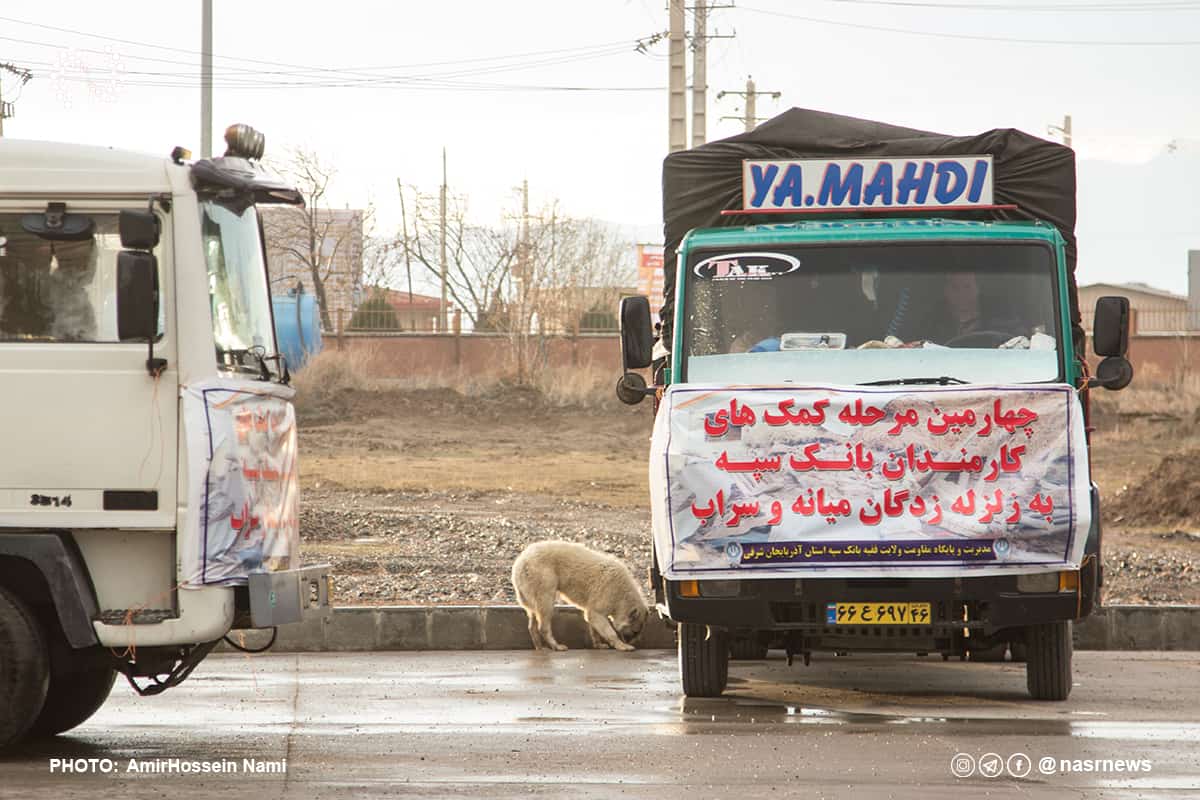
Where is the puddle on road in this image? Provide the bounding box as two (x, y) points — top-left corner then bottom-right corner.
(658, 697), (1200, 743)
(668, 698), (948, 728)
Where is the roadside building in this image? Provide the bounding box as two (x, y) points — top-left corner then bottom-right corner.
(362, 288), (451, 332)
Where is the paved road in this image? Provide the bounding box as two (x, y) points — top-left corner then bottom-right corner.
(3, 650), (1199, 798)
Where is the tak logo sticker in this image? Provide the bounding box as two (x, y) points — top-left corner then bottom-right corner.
(692, 252), (801, 281)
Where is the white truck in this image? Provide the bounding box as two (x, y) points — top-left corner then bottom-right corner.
(0, 125), (331, 747)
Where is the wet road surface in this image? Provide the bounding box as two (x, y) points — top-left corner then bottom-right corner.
(2, 650), (1198, 798)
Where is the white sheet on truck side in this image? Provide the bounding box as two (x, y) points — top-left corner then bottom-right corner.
(180, 379), (299, 586)
(650, 384), (1090, 579)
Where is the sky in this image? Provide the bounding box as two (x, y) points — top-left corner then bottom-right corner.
(2, 0), (1199, 295)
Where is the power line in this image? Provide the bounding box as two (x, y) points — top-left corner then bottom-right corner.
(0, 32), (641, 82)
(822, 0), (1200, 10)
(30, 66), (665, 93)
(0, 14), (654, 81)
(0, 36), (665, 95)
(0, 14), (678, 96)
(738, 4), (1200, 44)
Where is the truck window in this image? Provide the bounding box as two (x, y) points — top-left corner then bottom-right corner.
(0, 214), (160, 343)
(201, 199), (278, 375)
(682, 242), (1060, 385)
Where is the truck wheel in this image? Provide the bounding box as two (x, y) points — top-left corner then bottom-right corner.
(1026, 621), (1072, 701)
(0, 585), (50, 748)
(678, 622), (729, 697)
(730, 637), (769, 660)
(30, 653), (116, 738)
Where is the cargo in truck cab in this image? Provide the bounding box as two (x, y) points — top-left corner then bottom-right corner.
(615, 108), (1133, 701)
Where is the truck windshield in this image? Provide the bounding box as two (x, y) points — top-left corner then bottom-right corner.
(681, 242), (1061, 385)
(201, 199), (278, 377)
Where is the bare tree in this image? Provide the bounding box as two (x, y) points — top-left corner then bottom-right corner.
(262, 148), (372, 331)
(501, 204), (633, 379)
(535, 212), (633, 337)
(396, 184), (518, 331)
(391, 182), (633, 382)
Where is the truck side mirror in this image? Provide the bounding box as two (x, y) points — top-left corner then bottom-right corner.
(617, 295), (655, 405)
(1092, 296), (1129, 357)
(1090, 296), (1132, 391)
(117, 251), (158, 342)
(621, 295), (654, 369)
(119, 209), (161, 250)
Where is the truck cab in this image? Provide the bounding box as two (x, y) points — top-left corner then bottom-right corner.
(0, 126), (331, 748)
(619, 129), (1132, 702)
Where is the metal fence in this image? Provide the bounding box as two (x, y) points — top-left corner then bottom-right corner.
(337, 302), (1200, 337)
(329, 305), (621, 335)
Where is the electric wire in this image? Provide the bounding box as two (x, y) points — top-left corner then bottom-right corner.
(738, 3), (1200, 44)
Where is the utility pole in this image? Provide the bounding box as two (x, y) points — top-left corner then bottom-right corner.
(746, 77), (757, 134)
(396, 178), (415, 306)
(668, 0), (687, 152)
(515, 178), (531, 381)
(691, 2), (707, 148)
(439, 148), (449, 332)
(0, 62), (34, 138)
(201, 0), (213, 157)
(517, 178), (531, 295)
(688, 3), (734, 148)
(718, 76), (780, 133)
(1048, 114), (1072, 148)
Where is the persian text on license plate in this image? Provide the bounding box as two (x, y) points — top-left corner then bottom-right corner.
(825, 602), (931, 625)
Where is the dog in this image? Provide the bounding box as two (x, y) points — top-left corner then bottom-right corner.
(511, 541), (649, 652)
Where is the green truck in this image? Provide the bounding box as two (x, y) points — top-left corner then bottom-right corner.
(618, 109), (1131, 701)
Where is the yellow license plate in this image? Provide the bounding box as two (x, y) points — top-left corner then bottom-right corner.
(825, 602), (931, 625)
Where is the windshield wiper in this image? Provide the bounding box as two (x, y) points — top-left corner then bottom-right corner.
(216, 346), (276, 382)
(858, 376), (969, 386)
(261, 351), (290, 385)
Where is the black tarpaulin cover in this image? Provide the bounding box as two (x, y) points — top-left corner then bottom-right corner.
(660, 107), (1079, 349)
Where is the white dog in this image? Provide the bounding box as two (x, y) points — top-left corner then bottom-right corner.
(511, 541), (649, 652)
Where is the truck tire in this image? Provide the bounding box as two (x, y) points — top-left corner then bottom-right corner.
(0, 585), (50, 748)
(679, 622), (729, 697)
(30, 655), (116, 738)
(730, 636), (769, 660)
(1026, 621), (1072, 701)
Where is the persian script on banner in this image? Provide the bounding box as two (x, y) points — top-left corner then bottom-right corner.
(181, 380), (300, 586)
(649, 385), (1090, 579)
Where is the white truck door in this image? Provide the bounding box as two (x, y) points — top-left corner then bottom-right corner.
(0, 209), (177, 530)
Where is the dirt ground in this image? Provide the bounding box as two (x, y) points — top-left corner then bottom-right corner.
(297, 384), (1200, 606)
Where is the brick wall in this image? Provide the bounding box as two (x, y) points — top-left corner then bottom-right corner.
(335, 332), (621, 377)
(336, 331), (1200, 386)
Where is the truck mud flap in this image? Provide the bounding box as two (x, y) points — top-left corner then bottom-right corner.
(0, 532), (99, 648)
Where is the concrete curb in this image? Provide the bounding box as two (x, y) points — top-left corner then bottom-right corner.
(216, 604), (1200, 653)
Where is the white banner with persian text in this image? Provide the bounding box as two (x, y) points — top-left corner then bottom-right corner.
(650, 384), (1090, 579)
(181, 379), (300, 586)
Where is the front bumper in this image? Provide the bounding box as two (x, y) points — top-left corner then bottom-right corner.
(663, 552), (1098, 654)
(666, 570), (1092, 632)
